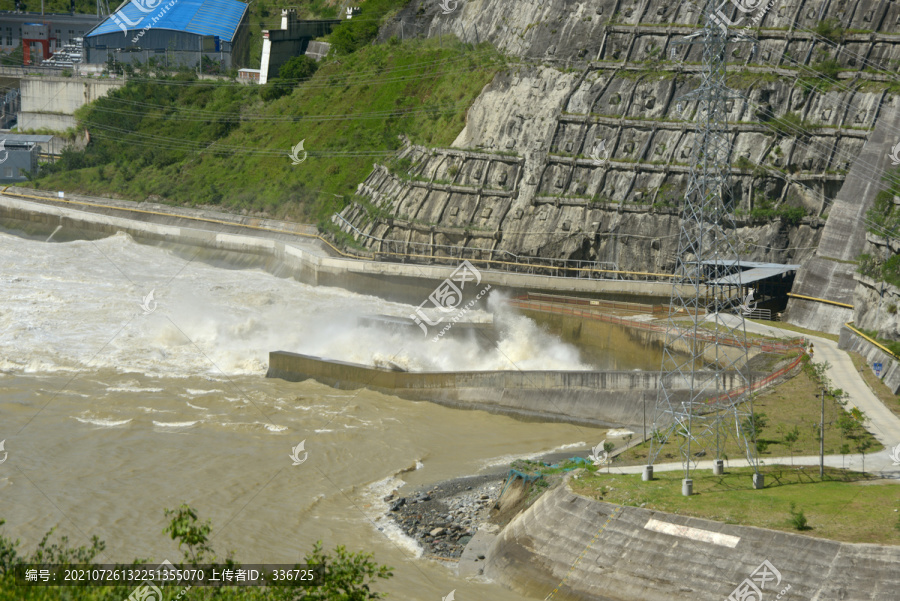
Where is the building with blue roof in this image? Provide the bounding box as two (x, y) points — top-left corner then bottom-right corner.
(82, 0), (249, 70)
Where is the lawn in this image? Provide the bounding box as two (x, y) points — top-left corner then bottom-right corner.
(613, 362), (883, 466)
(570, 465), (900, 544)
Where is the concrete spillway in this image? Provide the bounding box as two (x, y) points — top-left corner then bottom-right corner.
(786, 106), (900, 334)
(266, 351), (749, 430)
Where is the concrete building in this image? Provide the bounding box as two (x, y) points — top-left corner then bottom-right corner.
(82, 0), (250, 70)
(0, 133), (47, 182)
(259, 9), (340, 84)
(0, 12), (104, 63)
(237, 67), (260, 82)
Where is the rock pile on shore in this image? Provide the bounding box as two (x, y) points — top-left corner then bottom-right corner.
(385, 473), (504, 560)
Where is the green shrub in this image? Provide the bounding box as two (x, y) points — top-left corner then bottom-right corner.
(812, 56), (842, 81)
(278, 55), (319, 82)
(789, 502), (811, 530)
(815, 18), (844, 43)
(259, 78), (293, 101)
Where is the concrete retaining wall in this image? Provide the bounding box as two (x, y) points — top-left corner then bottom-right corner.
(484, 478), (900, 601)
(266, 351), (744, 429)
(0, 192), (676, 306)
(839, 326), (900, 394)
(19, 76), (123, 132)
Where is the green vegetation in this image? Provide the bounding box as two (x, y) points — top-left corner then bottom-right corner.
(748, 319), (839, 343)
(848, 351), (900, 418)
(857, 252), (900, 290)
(32, 37), (504, 227)
(570, 466), (900, 544)
(853, 324), (900, 357)
(746, 196), (807, 225)
(788, 502), (811, 531)
(616, 357), (882, 466)
(762, 111), (820, 139)
(814, 18), (845, 43)
(0, 504), (393, 600)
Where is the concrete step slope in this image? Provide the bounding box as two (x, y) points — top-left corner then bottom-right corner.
(786, 105), (900, 334)
(483, 479), (900, 601)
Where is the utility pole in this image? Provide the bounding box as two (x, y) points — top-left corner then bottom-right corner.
(817, 388), (832, 479)
(820, 388), (825, 478)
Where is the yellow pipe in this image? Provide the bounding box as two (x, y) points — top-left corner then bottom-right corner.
(787, 292), (854, 309)
(844, 322), (899, 361)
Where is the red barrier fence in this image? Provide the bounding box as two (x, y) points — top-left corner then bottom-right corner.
(508, 295), (804, 354)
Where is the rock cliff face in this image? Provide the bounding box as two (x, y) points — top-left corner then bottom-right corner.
(854, 234), (900, 337)
(331, 0), (900, 279)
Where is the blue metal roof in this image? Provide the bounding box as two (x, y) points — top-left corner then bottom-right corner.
(85, 0), (247, 41)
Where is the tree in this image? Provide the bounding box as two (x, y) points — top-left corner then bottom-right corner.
(163, 504), (215, 564)
(783, 425), (800, 465)
(279, 55), (319, 83)
(603, 441), (615, 473)
(742, 412), (768, 442)
(269, 541), (394, 601)
(855, 437), (874, 472)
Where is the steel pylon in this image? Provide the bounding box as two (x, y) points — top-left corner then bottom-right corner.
(646, 0), (761, 481)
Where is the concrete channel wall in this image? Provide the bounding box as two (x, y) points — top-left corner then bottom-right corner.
(839, 326), (900, 394)
(484, 478), (900, 601)
(266, 351), (743, 429)
(0, 192), (676, 307)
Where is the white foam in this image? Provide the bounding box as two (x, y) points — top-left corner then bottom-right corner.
(606, 428), (636, 437)
(138, 406), (175, 414)
(185, 388), (223, 396)
(75, 417), (132, 427)
(265, 424), (288, 433)
(186, 402), (208, 410)
(152, 420), (199, 428)
(478, 441), (587, 469)
(107, 386), (164, 393)
(359, 471), (422, 558)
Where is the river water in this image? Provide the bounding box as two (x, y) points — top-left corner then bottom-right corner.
(1, 228), (636, 600)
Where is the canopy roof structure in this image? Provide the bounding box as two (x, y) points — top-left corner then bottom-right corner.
(701, 260), (801, 286)
(85, 0), (247, 42)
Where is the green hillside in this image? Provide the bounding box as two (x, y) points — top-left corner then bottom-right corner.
(32, 36), (505, 225)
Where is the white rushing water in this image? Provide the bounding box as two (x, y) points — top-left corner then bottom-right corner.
(0, 230), (588, 376)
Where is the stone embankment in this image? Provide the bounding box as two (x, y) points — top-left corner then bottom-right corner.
(484, 475), (900, 601)
(384, 474), (502, 561)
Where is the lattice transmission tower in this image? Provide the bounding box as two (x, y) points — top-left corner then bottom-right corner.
(645, 0), (763, 494)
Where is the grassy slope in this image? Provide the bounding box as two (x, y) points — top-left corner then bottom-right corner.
(33, 36), (504, 223)
(615, 362), (882, 465)
(571, 465), (900, 544)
